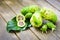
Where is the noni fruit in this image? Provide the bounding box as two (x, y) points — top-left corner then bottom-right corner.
(40, 8), (57, 23)
(46, 21), (56, 31)
(21, 5), (40, 15)
(16, 14), (25, 22)
(40, 24), (47, 33)
(30, 11), (42, 27)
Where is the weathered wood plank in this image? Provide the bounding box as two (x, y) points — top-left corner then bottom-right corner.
(4, 0), (22, 14)
(0, 2), (19, 40)
(17, 29), (39, 40)
(1, 1), (39, 40)
(46, 0), (60, 11)
(4, 0), (37, 13)
(0, 15), (19, 40)
(17, 0), (37, 6)
(0, 2), (16, 21)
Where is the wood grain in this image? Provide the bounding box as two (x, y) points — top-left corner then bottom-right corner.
(17, 29), (39, 40)
(46, 0), (60, 11)
(0, 15), (19, 40)
(4, 0), (22, 14)
(0, 2), (16, 21)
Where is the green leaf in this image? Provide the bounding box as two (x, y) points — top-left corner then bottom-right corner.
(7, 17), (31, 33)
(7, 17), (20, 32)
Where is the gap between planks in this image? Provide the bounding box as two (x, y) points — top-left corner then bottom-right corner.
(0, 2), (21, 40)
(0, 3), (21, 40)
(0, 14), (19, 40)
(46, 0), (60, 11)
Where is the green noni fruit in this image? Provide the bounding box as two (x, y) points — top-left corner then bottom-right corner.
(30, 11), (42, 27)
(40, 24), (47, 33)
(21, 5), (40, 15)
(40, 8), (57, 23)
(16, 14), (25, 22)
(46, 21), (56, 31)
(25, 12), (32, 19)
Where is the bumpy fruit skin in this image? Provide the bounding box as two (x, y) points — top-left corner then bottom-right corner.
(17, 20), (26, 27)
(40, 8), (46, 17)
(21, 7), (29, 16)
(16, 14), (25, 22)
(46, 21), (56, 31)
(21, 5), (40, 15)
(28, 5), (40, 13)
(40, 24), (47, 33)
(25, 12), (32, 19)
(40, 8), (57, 23)
(30, 11), (42, 27)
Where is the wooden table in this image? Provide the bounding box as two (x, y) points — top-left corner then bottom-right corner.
(0, 0), (60, 40)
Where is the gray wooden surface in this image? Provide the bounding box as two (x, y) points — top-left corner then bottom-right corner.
(0, 0), (60, 40)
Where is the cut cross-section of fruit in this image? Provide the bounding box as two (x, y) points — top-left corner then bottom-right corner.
(16, 14), (25, 22)
(17, 20), (26, 27)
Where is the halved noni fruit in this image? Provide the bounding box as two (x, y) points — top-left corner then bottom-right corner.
(17, 20), (26, 27)
(16, 14), (25, 22)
